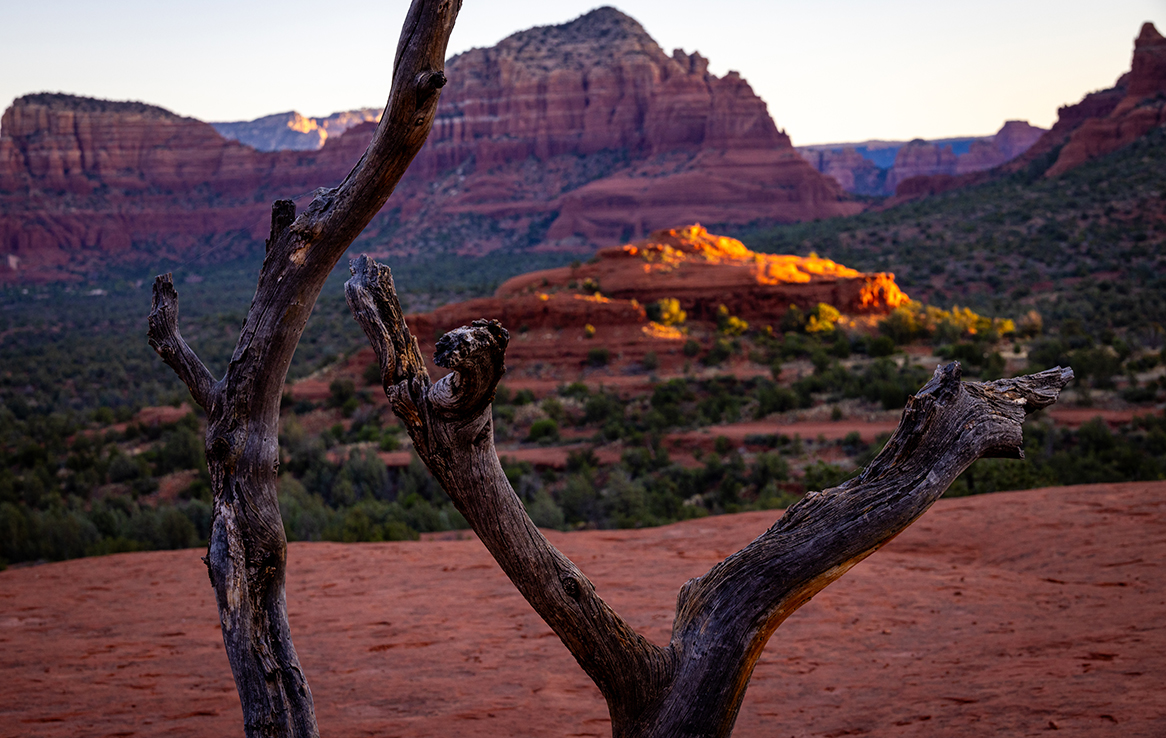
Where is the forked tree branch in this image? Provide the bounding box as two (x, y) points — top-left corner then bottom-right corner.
(146, 2), (461, 736)
(346, 256), (676, 728)
(346, 254), (1072, 738)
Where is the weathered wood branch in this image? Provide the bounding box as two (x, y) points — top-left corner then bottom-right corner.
(652, 363), (1073, 735)
(346, 256), (677, 730)
(147, 273), (218, 410)
(346, 255), (1072, 738)
(146, 2), (461, 736)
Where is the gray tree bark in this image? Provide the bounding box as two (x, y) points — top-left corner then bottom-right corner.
(345, 255), (1072, 738)
(146, 2), (461, 735)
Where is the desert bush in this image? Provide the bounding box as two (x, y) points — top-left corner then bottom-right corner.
(587, 347), (610, 367)
(527, 418), (560, 444)
(646, 298), (686, 326)
(716, 305), (749, 336)
(806, 303), (842, 333)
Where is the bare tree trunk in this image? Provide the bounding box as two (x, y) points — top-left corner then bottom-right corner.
(147, 2), (461, 735)
(345, 256), (1072, 738)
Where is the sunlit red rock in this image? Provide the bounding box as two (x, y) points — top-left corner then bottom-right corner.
(410, 224), (907, 347)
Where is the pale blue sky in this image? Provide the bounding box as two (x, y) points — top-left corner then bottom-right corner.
(2, 0), (1162, 144)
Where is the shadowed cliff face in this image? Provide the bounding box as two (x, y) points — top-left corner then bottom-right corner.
(0, 7), (857, 283)
(800, 120), (1048, 197)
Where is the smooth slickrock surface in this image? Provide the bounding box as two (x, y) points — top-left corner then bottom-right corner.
(2, 481), (1164, 738)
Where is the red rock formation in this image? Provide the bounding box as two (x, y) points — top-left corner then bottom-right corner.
(802, 121), (1045, 196)
(210, 108), (381, 152)
(405, 8), (860, 246)
(892, 22), (1166, 202)
(412, 225), (908, 346)
(1045, 22), (1166, 176)
(799, 147), (886, 195)
(954, 120), (1046, 174)
(0, 94), (373, 281)
(0, 9), (858, 282)
(886, 139), (959, 191)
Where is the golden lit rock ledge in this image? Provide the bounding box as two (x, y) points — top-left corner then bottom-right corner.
(493, 224), (908, 324)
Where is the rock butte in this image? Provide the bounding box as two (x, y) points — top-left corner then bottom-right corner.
(2, 482), (1163, 736)
(0, 7), (858, 283)
(407, 224), (908, 342)
(892, 21), (1166, 202)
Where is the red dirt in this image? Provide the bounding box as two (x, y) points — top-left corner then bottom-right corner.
(2, 481), (1164, 737)
(668, 418), (900, 449)
(1046, 407), (1162, 428)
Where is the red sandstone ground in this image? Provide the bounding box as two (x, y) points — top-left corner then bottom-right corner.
(2, 481), (1164, 737)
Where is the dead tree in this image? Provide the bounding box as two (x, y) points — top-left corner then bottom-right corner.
(345, 260), (1072, 738)
(146, 1), (461, 735)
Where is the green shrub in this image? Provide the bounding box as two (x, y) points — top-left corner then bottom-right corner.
(527, 418), (560, 444)
(702, 339), (733, 366)
(587, 348), (610, 367)
(867, 335), (896, 357)
(328, 378), (356, 408)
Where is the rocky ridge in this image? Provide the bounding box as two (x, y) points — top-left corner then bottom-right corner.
(892, 22), (1166, 202)
(0, 7), (857, 283)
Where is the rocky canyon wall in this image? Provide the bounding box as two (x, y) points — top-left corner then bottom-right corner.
(0, 7), (858, 283)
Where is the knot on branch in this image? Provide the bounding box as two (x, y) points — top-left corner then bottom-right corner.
(416, 70), (447, 106)
(430, 320), (509, 417)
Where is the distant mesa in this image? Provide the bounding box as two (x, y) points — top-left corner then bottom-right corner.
(408, 224), (908, 344)
(211, 109), (382, 152)
(0, 7), (855, 283)
(798, 120), (1047, 197)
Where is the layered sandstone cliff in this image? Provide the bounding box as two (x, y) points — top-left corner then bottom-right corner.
(0, 94), (363, 279)
(0, 8), (857, 282)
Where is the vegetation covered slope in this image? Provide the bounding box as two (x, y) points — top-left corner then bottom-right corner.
(741, 127), (1166, 340)
(2, 127), (1164, 568)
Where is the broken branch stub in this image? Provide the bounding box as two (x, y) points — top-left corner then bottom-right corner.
(346, 253), (1071, 738)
